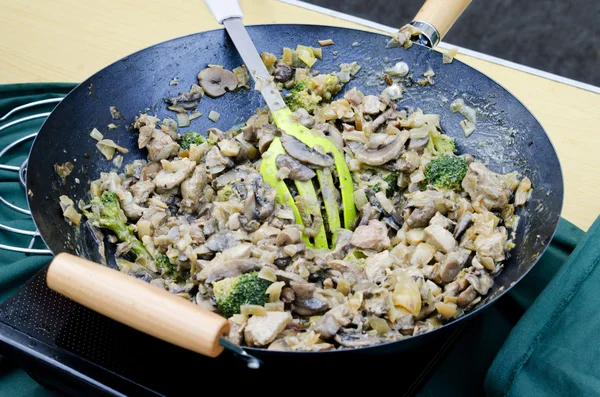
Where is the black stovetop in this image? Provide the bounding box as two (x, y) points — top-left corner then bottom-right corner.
(0, 266), (465, 396)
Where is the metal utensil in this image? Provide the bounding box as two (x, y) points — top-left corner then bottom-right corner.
(205, 0), (357, 250)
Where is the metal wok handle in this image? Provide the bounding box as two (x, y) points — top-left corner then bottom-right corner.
(412, 0), (472, 47)
(46, 253), (230, 358)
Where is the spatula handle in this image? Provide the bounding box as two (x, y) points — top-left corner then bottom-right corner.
(412, 0), (472, 45)
(205, 0), (243, 24)
(46, 253), (229, 358)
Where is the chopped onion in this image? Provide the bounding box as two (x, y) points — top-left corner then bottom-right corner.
(90, 128), (103, 141)
(368, 317), (392, 335)
(442, 47), (458, 64)
(168, 105), (187, 113)
(208, 110), (220, 122)
(176, 112), (190, 127)
(266, 281), (285, 302)
(107, 123), (118, 130)
(98, 139), (129, 153)
(312, 47), (323, 59)
(189, 110), (202, 120)
(295, 45), (316, 67)
(112, 155), (123, 168)
(258, 267), (277, 282)
(240, 304), (267, 316)
(96, 142), (115, 160)
(317, 39), (334, 46)
(230, 313), (248, 324)
(265, 302), (285, 312)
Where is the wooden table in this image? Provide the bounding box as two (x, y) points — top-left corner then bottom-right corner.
(1, 0), (598, 230)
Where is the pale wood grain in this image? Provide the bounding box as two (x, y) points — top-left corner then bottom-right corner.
(1, 0), (598, 230)
(47, 253), (229, 358)
(414, 0), (472, 40)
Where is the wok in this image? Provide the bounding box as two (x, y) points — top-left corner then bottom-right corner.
(26, 0), (562, 369)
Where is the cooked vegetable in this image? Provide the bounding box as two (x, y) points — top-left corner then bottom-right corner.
(83, 191), (155, 271)
(425, 129), (456, 156)
(78, 44), (530, 351)
(424, 155), (468, 192)
(284, 81), (322, 113)
(212, 271), (272, 318)
(317, 39), (334, 46)
(179, 131), (205, 150)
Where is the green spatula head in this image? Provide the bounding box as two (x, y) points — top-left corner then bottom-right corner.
(260, 108), (357, 250)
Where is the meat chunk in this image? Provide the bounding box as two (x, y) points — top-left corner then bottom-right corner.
(244, 312), (293, 347)
(205, 146), (234, 174)
(406, 203), (437, 228)
(227, 319), (245, 346)
(474, 229), (507, 262)
(103, 172), (144, 220)
(466, 272), (494, 295)
(154, 158), (196, 191)
(180, 165), (207, 213)
(439, 248), (471, 283)
(130, 180), (155, 204)
(364, 250), (392, 284)
(362, 95), (383, 114)
(134, 114), (159, 149)
(462, 162), (512, 210)
(313, 312), (341, 339)
(146, 129), (180, 162)
(350, 220), (390, 250)
(514, 177), (532, 206)
(424, 225), (457, 254)
(429, 212), (454, 230)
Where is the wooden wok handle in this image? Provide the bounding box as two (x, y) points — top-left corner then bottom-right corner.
(46, 253), (229, 358)
(413, 0), (472, 45)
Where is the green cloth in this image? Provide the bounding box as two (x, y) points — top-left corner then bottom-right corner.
(0, 83), (75, 397)
(0, 83), (597, 396)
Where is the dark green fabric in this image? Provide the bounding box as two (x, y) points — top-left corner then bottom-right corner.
(0, 83), (75, 397)
(484, 216), (600, 396)
(0, 83), (596, 397)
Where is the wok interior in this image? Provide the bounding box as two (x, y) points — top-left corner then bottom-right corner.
(27, 25), (563, 353)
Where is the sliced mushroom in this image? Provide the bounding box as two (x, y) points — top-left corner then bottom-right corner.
(275, 270), (307, 284)
(293, 297), (328, 316)
(198, 67), (238, 98)
(273, 63), (293, 82)
(280, 133), (334, 167)
(439, 248), (471, 283)
(350, 129), (409, 166)
(275, 227), (303, 246)
(205, 231), (239, 252)
(258, 132), (275, 154)
(406, 202), (437, 228)
(408, 136), (429, 151)
(457, 285), (477, 308)
(166, 89), (203, 110)
(334, 332), (382, 347)
(276, 155), (316, 181)
(454, 212), (473, 238)
(205, 259), (261, 283)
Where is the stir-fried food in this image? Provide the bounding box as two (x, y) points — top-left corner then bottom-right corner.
(73, 46), (531, 351)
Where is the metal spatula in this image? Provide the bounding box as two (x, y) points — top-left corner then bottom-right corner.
(205, 0), (357, 250)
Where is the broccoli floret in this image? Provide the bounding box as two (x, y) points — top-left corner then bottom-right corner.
(84, 191), (152, 263)
(284, 81), (322, 113)
(179, 131), (205, 150)
(371, 173), (398, 197)
(425, 129), (456, 156)
(424, 155), (468, 192)
(155, 254), (177, 276)
(212, 271), (272, 318)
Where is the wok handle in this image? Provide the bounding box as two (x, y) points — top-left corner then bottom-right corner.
(46, 253), (229, 358)
(205, 0), (243, 24)
(412, 0), (472, 46)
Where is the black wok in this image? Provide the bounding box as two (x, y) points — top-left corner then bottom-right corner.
(26, 21), (562, 371)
